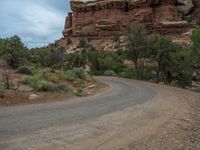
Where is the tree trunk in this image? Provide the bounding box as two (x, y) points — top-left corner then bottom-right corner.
(134, 60), (139, 79)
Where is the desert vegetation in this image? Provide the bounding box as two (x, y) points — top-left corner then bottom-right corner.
(0, 37), (101, 105)
(0, 24), (199, 105)
(61, 25), (200, 90)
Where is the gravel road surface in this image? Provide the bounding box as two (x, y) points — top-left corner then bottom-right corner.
(0, 77), (199, 150)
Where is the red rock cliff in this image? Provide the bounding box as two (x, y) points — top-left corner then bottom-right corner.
(63, 0), (198, 38)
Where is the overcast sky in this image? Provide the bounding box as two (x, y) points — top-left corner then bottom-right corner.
(0, 0), (72, 48)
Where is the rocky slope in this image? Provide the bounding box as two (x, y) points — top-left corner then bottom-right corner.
(57, 0), (199, 51)
(63, 0), (199, 38)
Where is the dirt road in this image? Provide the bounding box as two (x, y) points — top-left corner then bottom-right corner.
(0, 77), (199, 150)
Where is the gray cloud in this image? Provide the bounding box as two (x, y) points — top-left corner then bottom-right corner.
(0, 0), (70, 48)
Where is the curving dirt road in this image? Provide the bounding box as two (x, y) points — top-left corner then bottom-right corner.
(0, 77), (200, 150)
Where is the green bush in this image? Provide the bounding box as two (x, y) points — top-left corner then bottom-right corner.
(119, 68), (136, 78)
(73, 87), (83, 96)
(176, 73), (192, 88)
(92, 70), (104, 76)
(17, 66), (33, 75)
(141, 67), (156, 81)
(64, 68), (86, 81)
(72, 68), (86, 79)
(99, 54), (124, 74)
(78, 38), (88, 48)
(0, 84), (5, 98)
(38, 80), (56, 92)
(22, 76), (57, 92)
(56, 83), (69, 92)
(104, 70), (117, 76)
(22, 76), (42, 90)
(64, 70), (77, 81)
(43, 73), (60, 83)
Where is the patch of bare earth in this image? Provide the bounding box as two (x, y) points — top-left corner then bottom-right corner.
(1, 81), (199, 150)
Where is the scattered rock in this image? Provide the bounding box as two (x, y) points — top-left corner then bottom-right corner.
(88, 85), (96, 89)
(18, 85), (34, 92)
(29, 94), (39, 100)
(86, 92), (91, 95)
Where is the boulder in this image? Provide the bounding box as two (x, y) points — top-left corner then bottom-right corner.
(176, 0), (194, 15)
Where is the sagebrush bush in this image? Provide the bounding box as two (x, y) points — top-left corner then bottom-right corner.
(64, 70), (77, 81)
(72, 68), (86, 79)
(56, 83), (68, 92)
(43, 72), (60, 83)
(22, 76), (42, 90)
(104, 70), (117, 76)
(17, 66), (33, 75)
(22, 76), (57, 92)
(64, 68), (86, 81)
(38, 81), (56, 92)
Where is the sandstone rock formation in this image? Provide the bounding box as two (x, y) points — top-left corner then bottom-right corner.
(63, 0), (198, 39)
(176, 0), (194, 15)
(192, 0), (200, 24)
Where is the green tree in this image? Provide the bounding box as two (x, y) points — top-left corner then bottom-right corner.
(0, 36), (28, 68)
(191, 27), (200, 82)
(30, 47), (52, 67)
(50, 46), (65, 68)
(78, 38), (88, 49)
(192, 27), (200, 54)
(125, 24), (150, 79)
(149, 37), (193, 87)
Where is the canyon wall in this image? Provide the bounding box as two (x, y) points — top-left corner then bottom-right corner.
(63, 0), (199, 39)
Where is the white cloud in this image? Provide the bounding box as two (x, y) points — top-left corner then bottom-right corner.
(0, 0), (67, 48)
(22, 4), (65, 38)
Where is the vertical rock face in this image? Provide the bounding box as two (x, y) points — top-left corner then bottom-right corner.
(63, 0), (196, 38)
(192, 0), (200, 24)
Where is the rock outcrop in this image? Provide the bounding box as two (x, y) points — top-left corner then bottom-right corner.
(63, 0), (198, 38)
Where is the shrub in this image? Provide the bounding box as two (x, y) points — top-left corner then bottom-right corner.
(22, 76), (42, 90)
(64, 70), (77, 81)
(0, 84), (5, 98)
(104, 70), (117, 76)
(119, 68), (136, 78)
(43, 72), (60, 83)
(141, 67), (156, 81)
(176, 73), (192, 88)
(92, 70), (104, 76)
(38, 81), (56, 92)
(73, 87), (83, 96)
(22, 76), (57, 92)
(99, 54), (124, 73)
(72, 68), (86, 79)
(64, 68), (86, 81)
(78, 38), (87, 48)
(17, 66), (33, 75)
(56, 83), (69, 92)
